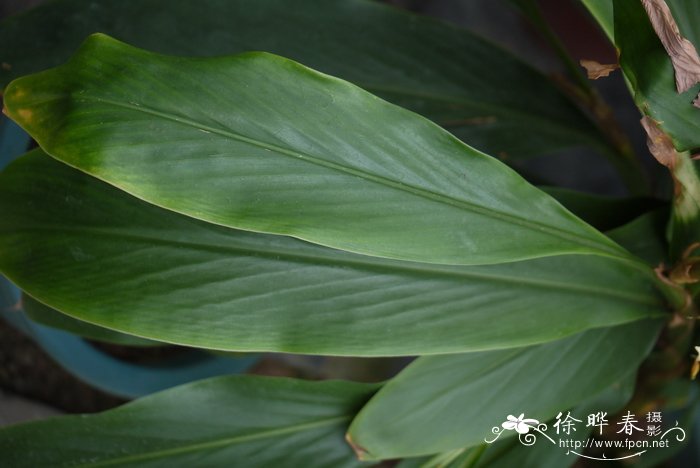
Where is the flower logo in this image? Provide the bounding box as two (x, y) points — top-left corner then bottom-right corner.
(502, 413), (540, 434)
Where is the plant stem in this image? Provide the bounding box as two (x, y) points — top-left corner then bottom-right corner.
(668, 152), (700, 261)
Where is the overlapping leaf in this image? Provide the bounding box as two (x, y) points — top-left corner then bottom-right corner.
(4, 34), (634, 266)
(346, 320), (663, 459)
(0, 151), (666, 356)
(0, 375), (376, 467)
(0, 0), (610, 159)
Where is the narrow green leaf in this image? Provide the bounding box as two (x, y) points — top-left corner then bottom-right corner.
(346, 320), (663, 459)
(0, 0), (611, 160)
(4, 34), (633, 266)
(0, 151), (667, 356)
(0, 375), (376, 467)
(23, 294), (158, 347)
(613, 0), (700, 152)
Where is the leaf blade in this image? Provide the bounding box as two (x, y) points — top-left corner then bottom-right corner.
(4, 34), (631, 266)
(0, 151), (667, 356)
(0, 375), (376, 467)
(347, 320), (663, 459)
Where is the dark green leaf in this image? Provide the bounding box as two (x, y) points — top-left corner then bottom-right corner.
(0, 151), (667, 356)
(0, 375), (376, 467)
(347, 320), (663, 459)
(4, 34), (634, 266)
(0, 0), (610, 160)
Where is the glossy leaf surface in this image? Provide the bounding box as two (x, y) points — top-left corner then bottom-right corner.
(0, 151), (666, 356)
(0, 375), (376, 467)
(0, 0), (609, 159)
(347, 320), (663, 459)
(4, 34), (631, 266)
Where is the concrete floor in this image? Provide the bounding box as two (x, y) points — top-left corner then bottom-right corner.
(0, 389), (61, 427)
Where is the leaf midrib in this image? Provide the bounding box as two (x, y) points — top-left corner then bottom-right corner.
(79, 415), (349, 467)
(6, 224), (660, 306)
(72, 95), (623, 260)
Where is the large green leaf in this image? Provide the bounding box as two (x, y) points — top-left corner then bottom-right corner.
(613, 0), (700, 152)
(4, 34), (635, 266)
(346, 320), (663, 460)
(0, 0), (611, 160)
(0, 375), (376, 467)
(0, 151), (667, 356)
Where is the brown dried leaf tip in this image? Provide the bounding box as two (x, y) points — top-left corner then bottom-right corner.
(580, 59), (619, 79)
(640, 115), (677, 168)
(641, 0), (700, 94)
